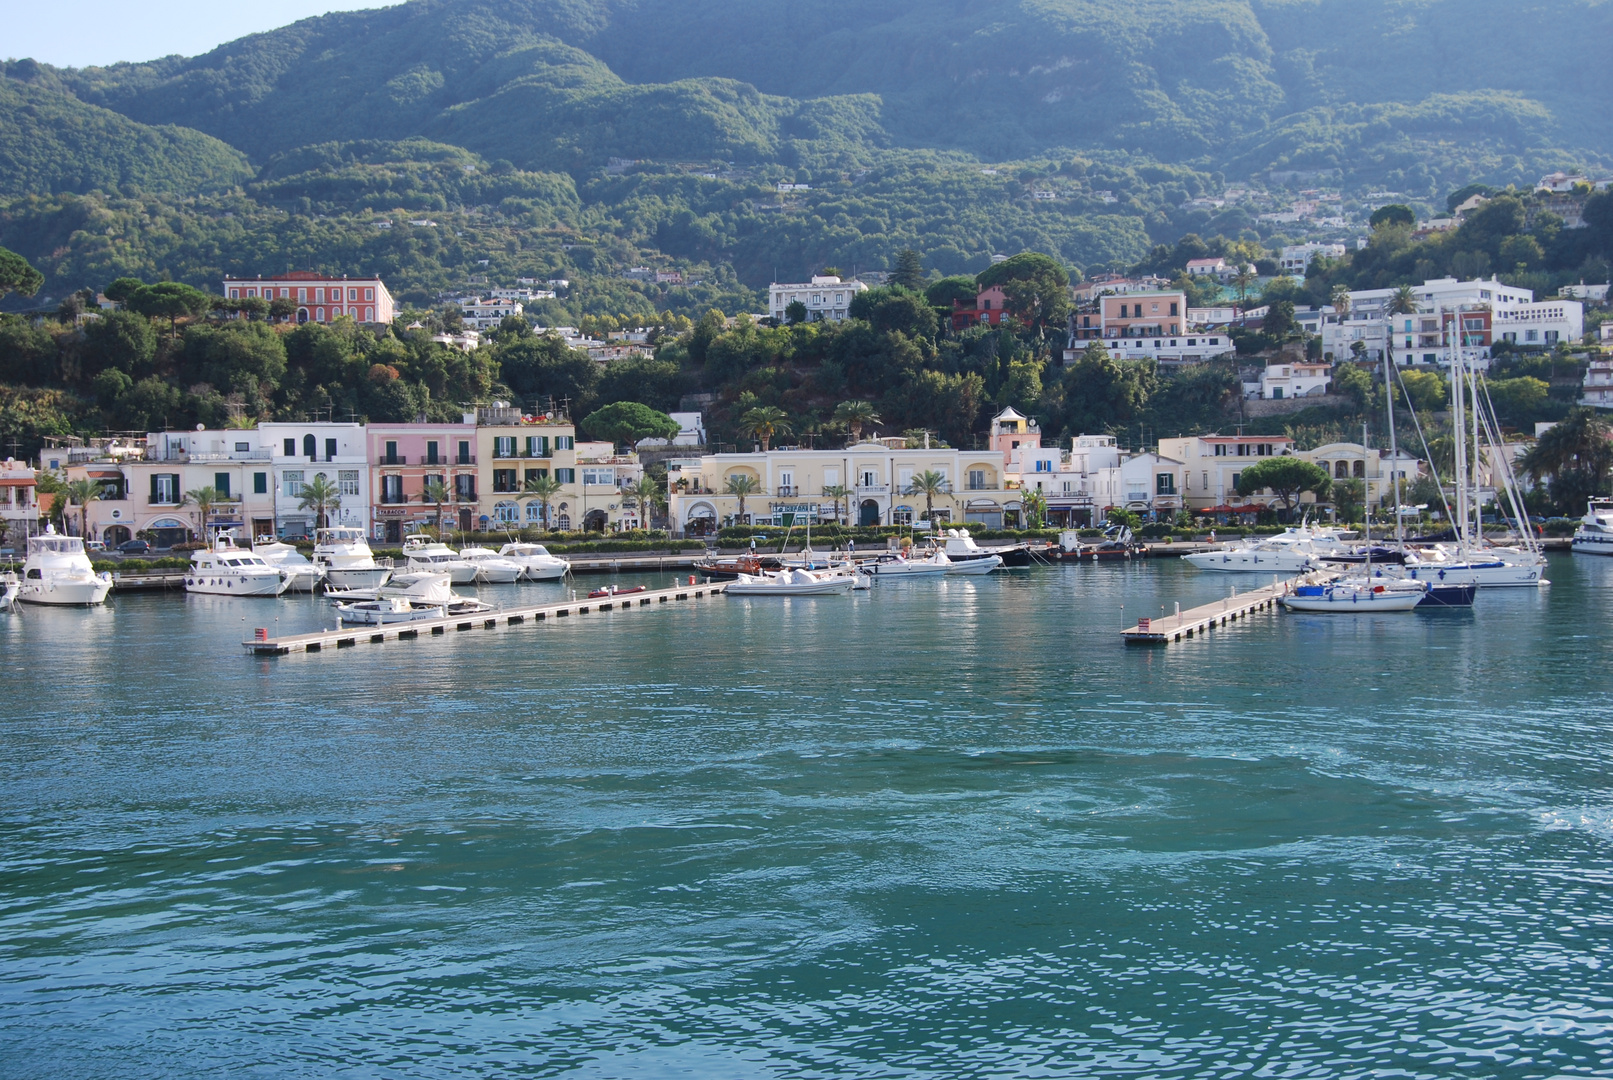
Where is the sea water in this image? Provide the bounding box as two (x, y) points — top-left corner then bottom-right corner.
(1, 555), (1611, 1078)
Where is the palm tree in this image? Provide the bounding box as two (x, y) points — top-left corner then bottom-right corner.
(740, 406), (791, 451)
(1388, 284), (1420, 316)
(831, 400), (881, 444)
(1231, 266), (1256, 309)
(63, 478), (103, 538)
(296, 474), (342, 531)
(516, 473), (563, 530)
(184, 485), (223, 540)
(723, 472), (759, 524)
(422, 478), (450, 538)
(906, 469), (951, 526)
(1329, 283), (1352, 321)
(624, 475), (664, 528)
(1520, 408), (1613, 506)
(822, 483), (850, 524)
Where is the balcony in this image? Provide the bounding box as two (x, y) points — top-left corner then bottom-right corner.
(855, 484), (889, 495)
(379, 493), (409, 505)
(775, 486), (798, 497)
(379, 454), (408, 466)
(182, 450), (273, 463)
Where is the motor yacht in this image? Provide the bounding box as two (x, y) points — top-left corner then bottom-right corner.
(1, 570), (21, 609)
(1572, 499), (1613, 556)
(187, 535), (289, 596)
(325, 570), (453, 604)
(863, 551), (950, 577)
(252, 536), (324, 592)
(334, 596), (447, 625)
(402, 534), (478, 584)
(456, 545), (524, 583)
(1183, 528), (1330, 573)
(313, 527), (392, 589)
(1280, 577), (1428, 613)
(926, 529), (1012, 571)
(17, 530), (113, 606)
(497, 542), (570, 580)
(726, 567), (857, 595)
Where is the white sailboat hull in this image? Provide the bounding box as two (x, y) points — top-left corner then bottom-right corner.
(1402, 559), (1547, 588)
(1280, 584), (1426, 612)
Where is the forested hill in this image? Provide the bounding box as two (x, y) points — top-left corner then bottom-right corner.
(44, 0), (1613, 189)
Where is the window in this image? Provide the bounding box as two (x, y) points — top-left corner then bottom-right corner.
(524, 468), (548, 485)
(582, 468), (614, 486)
(1214, 444), (1227, 457)
(214, 472), (231, 497)
(1202, 471), (1208, 490)
(493, 501), (519, 524)
(297, 288), (307, 302)
(526, 435), (548, 457)
(1156, 473), (1176, 495)
(151, 474), (180, 504)
(892, 506), (913, 525)
(349, 288), (358, 302)
(384, 440), (399, 464)
(968, 469), (986, 490)
(526, 501), (545, 523)
(322, 438), (335, 461)
(860, 469), (878, 487)
(555, 435), (574, 451)
(284, 437), (296, 457)
(457, 441), (472, 464)
(303, 434), (316, 459)
(253, 472), (268, 495)
(823, 467), (839, 486)
(1231, 472), (1241, 490)
(554, 468), (576, 484)
(495, 436), (515, 458)
(234, 442), (250, 453)
(1353, 460), (1365, 478)
(493, 469), (518, 493)
(339, 470), (359, 496)
(381, 475), (404, 503)
(454, 474), (476, 500)
(283, 471), (305, 497)
(365, 288), (374, 301)
(426, 441), (440, 465)
(1169, 303), (1179, 316)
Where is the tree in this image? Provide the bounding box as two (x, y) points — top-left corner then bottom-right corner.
(906, 469), (951, 524)
(1264, 299), (1297, 340)
(822, 483), (850, 523)
(1329, 283), (1353, 321)
(1330, 478), (1365, 523)
(517, 472), (563, 530)
(831, 400), (881, 443)
(102, 277), (145, 305)
(0, 246), (43, 301)
(127, 282), (212, 335)
(1388, 285), (1419, 316)
(624, 475), (664, 526)
(1021, 487), (1047, 529)
(1231, 265), (1256, 307)
(783, 299), (807, 325)
(62, 478), (102, 538)
(740, 405), (791, 451)
(723, 471), (759, 523)
(975, 252), (1070, 332)
(1371, 204), (1416, 229)
(83, 309), (158, 377)
(422, 478), (451, 537)
(1235, 457), (1332, 516)
(925, 276), (979, 309)
(581, 400), (680, 448)
(1520, 408), (1613, 511)
(296, 474), (342, 530)
(184, 485), (224, 538)
(892, 248), (925, 291)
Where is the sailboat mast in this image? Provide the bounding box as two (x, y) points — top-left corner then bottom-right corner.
(1383, 350), (1403, 546)
(1448, 303), (1470, 552)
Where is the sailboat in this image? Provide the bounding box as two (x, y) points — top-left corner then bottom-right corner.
(1400, 302), (1547, 589)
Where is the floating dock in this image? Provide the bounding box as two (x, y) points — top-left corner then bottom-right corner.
(1121, 577), (1298, 644)
(243, 582), (727, 655)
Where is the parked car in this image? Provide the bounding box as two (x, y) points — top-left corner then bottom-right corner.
(85, 539), (107, 552)
(117, 539), (150, 555)
(280, 533), (312, 543)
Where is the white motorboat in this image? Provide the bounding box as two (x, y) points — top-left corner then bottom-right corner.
(402, 534), (478, 584)
(1280, 577), (1428, 613)
(497, 542), (570, 580)
(313, 527), (392, 589)
(863, 551), (950, 577)
(726, 567), (857, 595)
(1572, 499), (1613, 556)
(326, 570), (454, 604)
(927, 528), (1009, 571)
(187, 535), (289, 596)
(17, 530), (113, 606)
(252, 537), (324, 592)
(1, 571), (20, 609)
(457, 545), (524, 583)
(334, 596), (447, 625)
(1183, 529), (1327, 574)
(1401, 545), (1548, 588)
(942, 549), (1002, 574)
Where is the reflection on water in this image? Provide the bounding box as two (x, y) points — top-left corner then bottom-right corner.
(1, 555), (1611, 1078)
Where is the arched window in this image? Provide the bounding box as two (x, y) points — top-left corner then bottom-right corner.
(555, 514), (571, 530)
(525, 501), (545, 523)
(1335, 461), (1348, 479)
(1353, 460), (1365, 478)
(493, 501), (519, 524)
(303, 434), (316, 459)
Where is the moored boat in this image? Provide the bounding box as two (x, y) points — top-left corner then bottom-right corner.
(313, 527), (392, 589)
(497, 542), (570, 580)
(457, 545), (524, 583)
(1280, 578), (1428, 613)
(334, 596), (447, 625)
(1572, 499), (1613, 556)
(1, 570), (20, 609)
(402, 534), (478, 583)
(253, 537), (324, 592)
(17, 530), (113, 606)
(726, 567), (856, 595)
(187, 535), (289, 596)
(694, 553), (786, 580)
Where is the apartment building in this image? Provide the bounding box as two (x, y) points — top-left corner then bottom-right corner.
(0, 458), (38, 541)
(1280, 243), (1345, 275)
(258, 423), (369, 537)
(366, 421), (477, 541)
(222, 270), (394, 325)
(76, 429), (279, 547)
(1322, 277), (1573, 364)
(1157, 434), (1297, 512)
(768, 275), (868, 323)
(1581, 356), (1613, 409)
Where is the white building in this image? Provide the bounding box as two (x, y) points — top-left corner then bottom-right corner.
(635, 412), (707, 449)
(0, 458), (38, 540)
(1560, 283), (1609, 302)
(1251, 360), (1331, 400)
(1493, 300), (1584, 348)
(1187, 306), (1237, 327)
(1157, 434), (1297, 512)
(1280, 243), (1346, 275)
(768, 276), (869, 323)
(257, 422), (370, 537)
(1296, 443), (1423, 508)
(1581, 356), (1613, 408)
(1185, 257), (1229, 278)
(458, 298), (525, 330)
(223, 271), (395, 325)
(1324, 277), (1541, 364)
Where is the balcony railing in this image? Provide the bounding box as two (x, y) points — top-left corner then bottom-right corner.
(182, 450), (273, 462)
(455, 456), (476, 466)
(775, 486), (798, 496)
(380, 455), (408, 465)
(855, 484), (889, 495)
(379, 493), (409, 505)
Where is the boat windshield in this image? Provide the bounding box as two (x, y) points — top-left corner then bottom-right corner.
(28, 537), (85, 555)
(318, 529), (363, 544)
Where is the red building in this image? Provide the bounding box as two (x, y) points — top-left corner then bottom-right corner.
(223, 271), (395, 325)
(951, 285), (1012, 331)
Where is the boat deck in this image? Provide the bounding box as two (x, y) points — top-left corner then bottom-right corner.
(244, 582), (727, 655)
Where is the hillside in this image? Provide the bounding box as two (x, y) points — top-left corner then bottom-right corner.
(0, 61), (251, 196)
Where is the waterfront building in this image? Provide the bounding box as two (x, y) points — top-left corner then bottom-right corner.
(222, 270), (394, 325)
(1580, 355), (1613, 408)
(1157, 434), (1297, 513)
(258, 423), (369, 538)
(767, 276), (868, 323)
(0, 458), (39, 541)
(366, 421), (477, 542)
(667, 442), (1021, 533)
(1295, 443), (1423, 509)
(1008, 435), (1184, 526)
(471, 402), (579, 532)
(1249, 360), (1332, 400)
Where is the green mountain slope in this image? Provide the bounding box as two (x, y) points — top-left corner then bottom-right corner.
(0, 62), (252, 196)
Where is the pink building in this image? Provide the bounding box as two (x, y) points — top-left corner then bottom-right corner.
(223, 270), (395, 325)
(367, 423), (477, 542)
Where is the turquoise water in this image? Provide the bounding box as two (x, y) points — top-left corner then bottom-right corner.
(2, 556), (1612, 1078)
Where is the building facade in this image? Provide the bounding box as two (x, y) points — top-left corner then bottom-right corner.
(366, 422), (478, 541)
(768, 275), (868, 323)
(1157, 435), (1297, 512)
(1253, 360), (1332, 400)
(223, 271), (395, 325)
(256, 423), (369, 538)
(0, 458), (38, 543)
(667, 443), (1021, 532)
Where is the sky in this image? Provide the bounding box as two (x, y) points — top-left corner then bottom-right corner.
(0, 0), (396, 67)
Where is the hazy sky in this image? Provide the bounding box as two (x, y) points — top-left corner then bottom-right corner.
(1, 0), (397, 68)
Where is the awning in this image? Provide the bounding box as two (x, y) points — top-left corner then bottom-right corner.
(1198, 504), (1262, 515)
(87, 470), (123, 479)
(0, 478), (33, 487)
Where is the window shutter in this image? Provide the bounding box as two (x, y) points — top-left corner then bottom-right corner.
(150, 474), (159, 503)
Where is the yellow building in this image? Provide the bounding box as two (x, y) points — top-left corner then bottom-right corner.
(666, 440), (1018, 534)
(473, 404), (644, 531)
